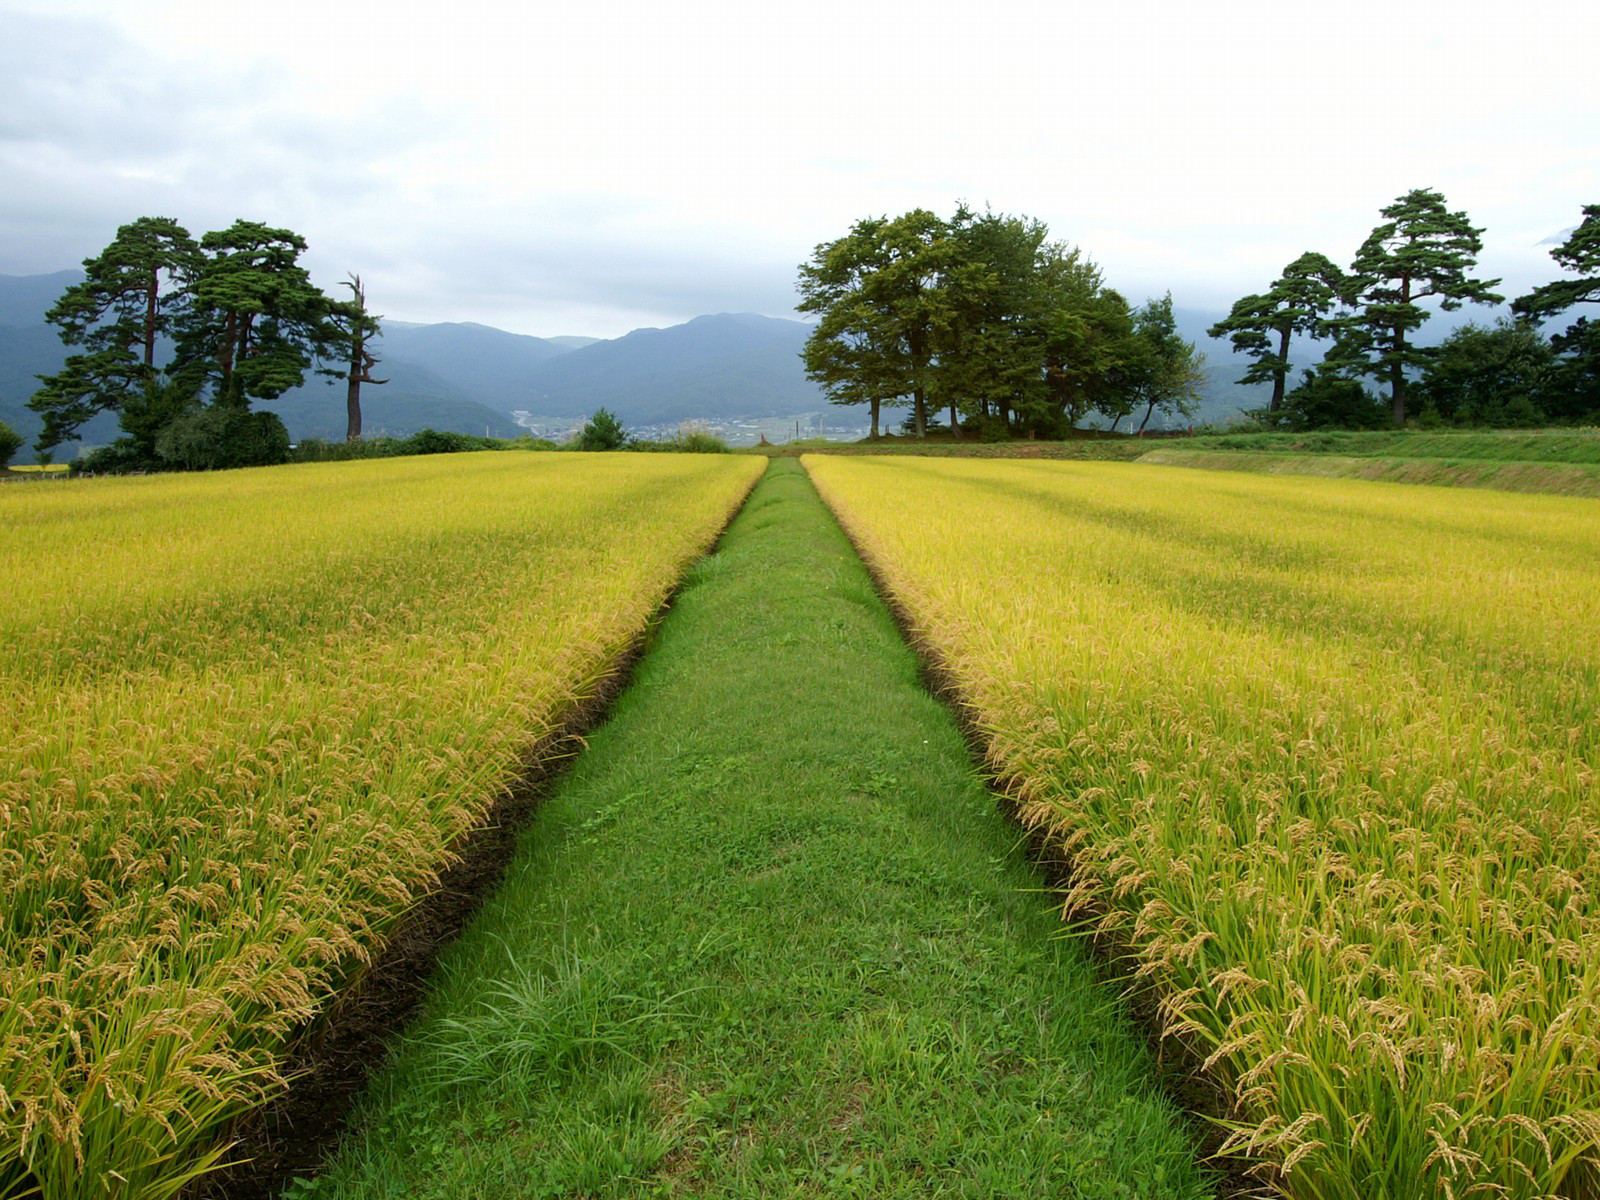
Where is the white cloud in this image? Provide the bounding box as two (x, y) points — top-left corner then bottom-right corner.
(3, 0), (1596, 336)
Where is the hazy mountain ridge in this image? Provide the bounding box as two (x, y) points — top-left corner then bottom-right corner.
(0, 272), (832, 448)
(516, 313), (823, 423)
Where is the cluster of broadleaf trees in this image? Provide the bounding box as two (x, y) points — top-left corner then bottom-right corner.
(800, 191), (1600, 435)
(798, 203), (1205, 440)
(22, 216), (386, 472)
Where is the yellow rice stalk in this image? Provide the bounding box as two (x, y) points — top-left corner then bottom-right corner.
(805, 454), (1600, 1200)
(0, 451), (762, 1198)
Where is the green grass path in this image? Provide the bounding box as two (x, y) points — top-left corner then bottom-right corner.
(300, 459), (1213, 1199)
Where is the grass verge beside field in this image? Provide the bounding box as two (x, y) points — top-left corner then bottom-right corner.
(1176, 428), (1600, 463)
(1136, 448), (1600, 497)
(301, 458), (1213, 1200)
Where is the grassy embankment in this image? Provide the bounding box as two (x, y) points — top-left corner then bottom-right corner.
(804, 455), (1600, 1198)
(1131, 428), (1600, 496)
(302, 458), (1213, 1200)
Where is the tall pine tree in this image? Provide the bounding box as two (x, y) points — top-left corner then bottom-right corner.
(333, 274), (386, 441)
(1208, 252), (1344, 413)
(1343, 189), (1502, 427)
(29, 217), (201, 448)
(173, 220), (342, 407)
(1512, 204), (1600, 421)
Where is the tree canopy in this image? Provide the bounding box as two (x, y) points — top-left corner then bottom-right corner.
(30, 216), (373, 470)
(1513, 205), (1600, 323)
(1414, 319), (1555, 427)
(174, 221), (342, 408)
(797, 205), (1167, 439)
(797, 209), (953, 437)
(1128, 293), (1206, 434)
(1206, 189), (1600, 430)
(1207, 252), (1344, 413)
(1342, 188), (1502, 426)
(1513, 205), (1600, 422)
(29, 217), (201, 448)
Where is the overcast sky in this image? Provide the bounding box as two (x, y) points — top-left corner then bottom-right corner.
(2, 0), (1595, 339)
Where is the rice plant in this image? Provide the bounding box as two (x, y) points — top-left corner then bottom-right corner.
(805, 454), (1600, 1199)
(0, 451), (762, 1198)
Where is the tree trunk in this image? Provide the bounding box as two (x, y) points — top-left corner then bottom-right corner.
(1109, 413), (1123, 433)
(913, 387), (927, 438)
(346, 376), (362, 441)
(1270, 324), (1291, 412)
(1390, 325), (1407, 427)
(218, 312), (239, 400)
(870, 397), (880, 438)
(1137, 400), (1157, 433)
(948, 400), (959, 437)
(144, 271), (158, 369)
(1392, 275), (1412, 427)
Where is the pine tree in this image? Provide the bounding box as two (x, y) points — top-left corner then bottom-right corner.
(1513, 205), (1600, 422)
(1208, 252), (1344, 413)
(334, 274), (386, 441)
(173, 220), (341, 407)
(1344, 189), (1502, 427)
(28, 217), (200, 447)
(1513, 205), (1600, 322)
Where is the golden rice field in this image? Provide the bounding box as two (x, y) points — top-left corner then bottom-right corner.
(0, 451), (762, 1200)
(804, 454), (1600, 1200)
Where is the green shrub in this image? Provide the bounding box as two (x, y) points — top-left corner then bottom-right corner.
(72, 441), (160, 476)
(156, 405), (291, 470)
(628, 429), (731, 454)
(672, 429), (730, 453)
(401, 428), (470, 455)
(1276, 371), (1389, 431)
(978, 415), (1011, 443)
(290, 432), (553, 463)
(0, 419), (22, 467)
(576, 408), (627, 451)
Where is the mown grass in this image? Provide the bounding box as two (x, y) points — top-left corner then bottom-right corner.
(0, 452), (763, 1200)
(1179, 428), (1600, 464)
(804, 454), (1600, 1199)
(1136, 428), (1600, 497)
(301, 458), (1213, 1200)
(1139, 449), (1600, 498)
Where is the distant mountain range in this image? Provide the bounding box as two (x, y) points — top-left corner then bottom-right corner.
(8, 270), (1473, 452)
(0, 272), (838, 450)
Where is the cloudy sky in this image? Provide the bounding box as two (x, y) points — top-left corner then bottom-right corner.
(2, 0), (1595, 339)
